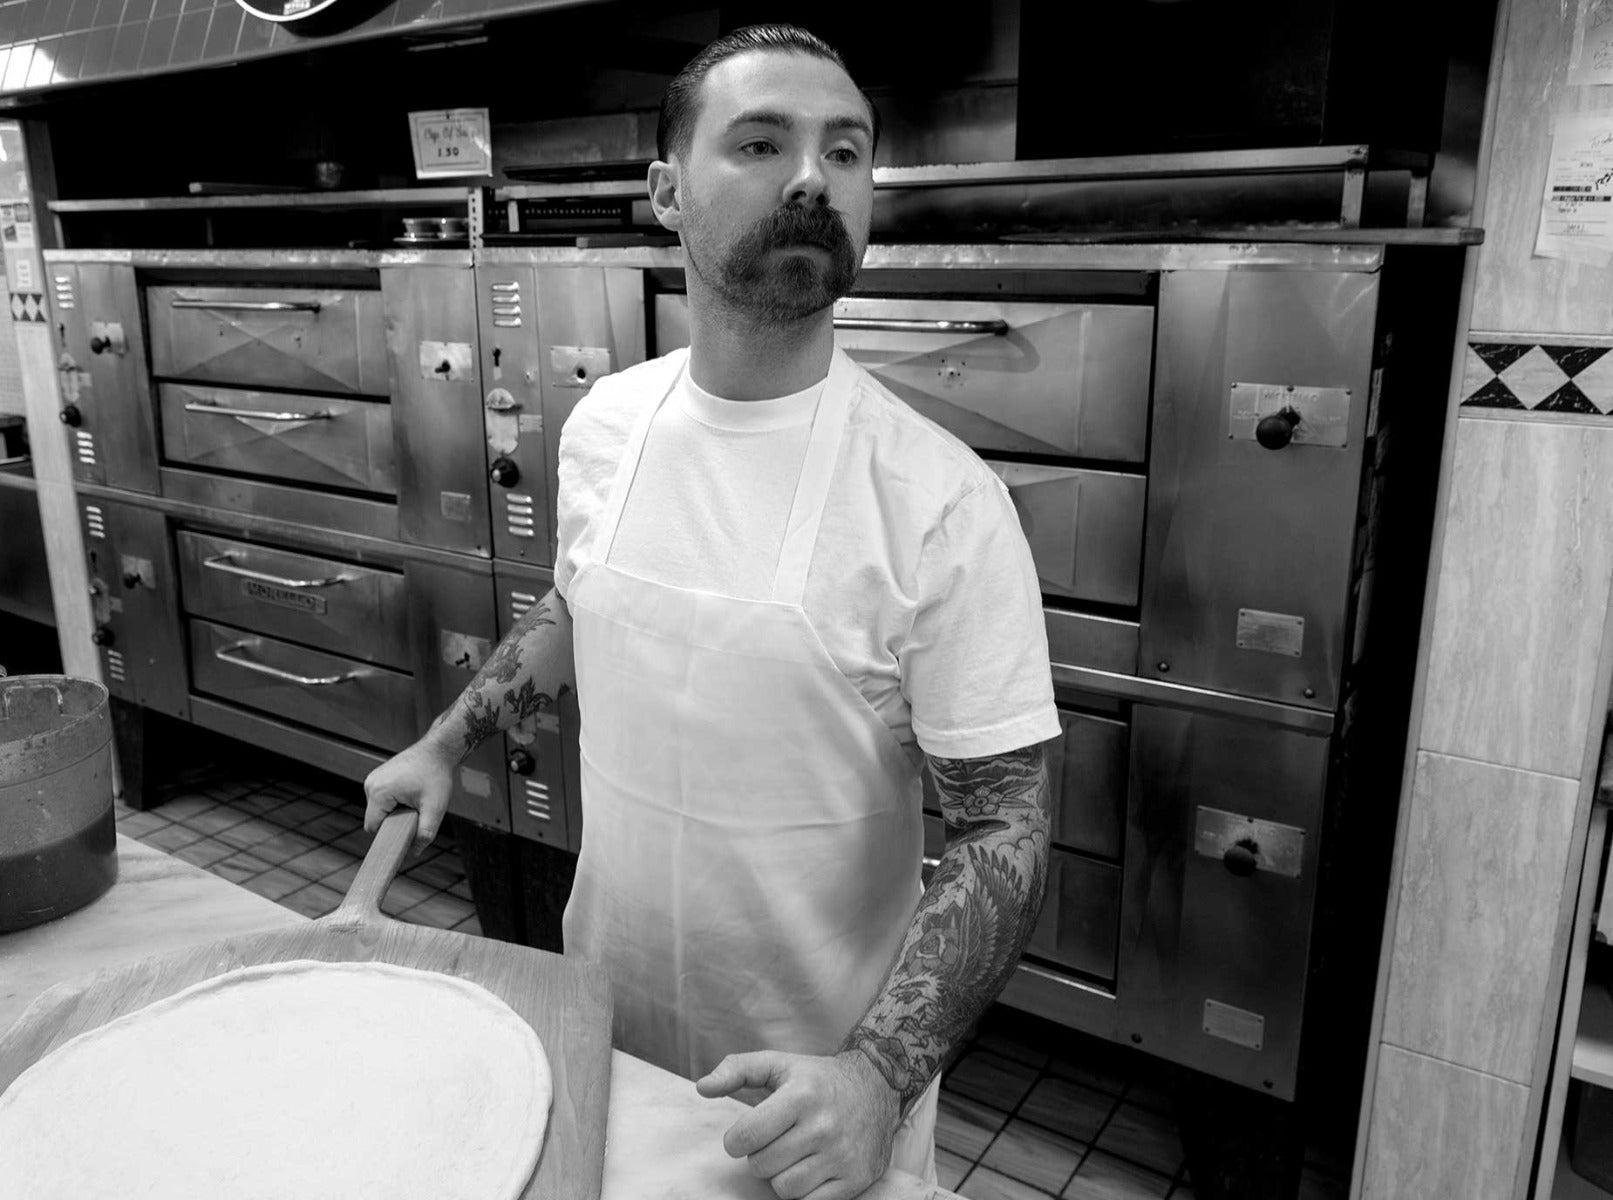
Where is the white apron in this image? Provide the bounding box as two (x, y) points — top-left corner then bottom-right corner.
(563, 347), (938, 1179)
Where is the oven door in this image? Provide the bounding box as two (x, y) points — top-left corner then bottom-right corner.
(147, 284), (389, 395)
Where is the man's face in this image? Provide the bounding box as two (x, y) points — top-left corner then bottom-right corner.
(670, 50), (875, 326)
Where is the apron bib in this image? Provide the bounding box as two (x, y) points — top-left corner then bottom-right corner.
(564, 348), (937, 1178)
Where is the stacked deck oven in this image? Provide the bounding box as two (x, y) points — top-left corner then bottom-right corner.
(54, 241), (1423, 1101)
(55, 252), (510, 833)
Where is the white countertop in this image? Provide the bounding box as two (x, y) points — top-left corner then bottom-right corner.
(0, 836), (956, 1200)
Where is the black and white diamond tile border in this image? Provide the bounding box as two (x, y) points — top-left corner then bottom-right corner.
(8, 292), (44, 323)
(1461, 336), (1613, 417)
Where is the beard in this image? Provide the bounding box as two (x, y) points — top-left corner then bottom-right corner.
(687, 202), (861, 327)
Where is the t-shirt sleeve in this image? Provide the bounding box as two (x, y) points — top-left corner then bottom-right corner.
(900, 477), (1062, 761)
(553, 387), (620, 602)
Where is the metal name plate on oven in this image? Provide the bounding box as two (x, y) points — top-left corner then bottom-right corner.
(1227, 382), (1351, 447)
(242, 579), (327, 616)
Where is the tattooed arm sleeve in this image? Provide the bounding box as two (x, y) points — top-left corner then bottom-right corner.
(842, 744), (1052, 1111)
(422, 587), (576, 762)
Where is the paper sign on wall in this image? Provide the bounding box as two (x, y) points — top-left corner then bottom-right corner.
(1570, 0), (1613, 87)
(1534, 112), (1613, 265)
(408, 108), (492, 179)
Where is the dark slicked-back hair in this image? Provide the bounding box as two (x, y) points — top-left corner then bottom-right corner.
(656, 23), (879, 162)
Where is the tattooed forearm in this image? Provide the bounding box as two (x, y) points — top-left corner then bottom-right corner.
(843, 745), (1051, 1111)
(421, 591), (574, 761)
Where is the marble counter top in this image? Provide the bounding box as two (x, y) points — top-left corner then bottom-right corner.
(1, 836), (956, 1200)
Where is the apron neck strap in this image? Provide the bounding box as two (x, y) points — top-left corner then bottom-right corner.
(770, 348), (854, 607)
(595, 345), (855, 610)
(596, 349), (689, 564)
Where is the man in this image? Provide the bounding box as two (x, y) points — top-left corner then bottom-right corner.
(364, 24), (1059, 1198)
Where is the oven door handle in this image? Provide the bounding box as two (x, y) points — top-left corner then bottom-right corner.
(833, 317), (1010, 336)
(215, 642), (361, 687)
(170, 299), (323, 313)
(203, 553), (351, 589)
(185, 401), (332, 422)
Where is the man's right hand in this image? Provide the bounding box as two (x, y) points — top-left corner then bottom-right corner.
(363, 738), (457, 852)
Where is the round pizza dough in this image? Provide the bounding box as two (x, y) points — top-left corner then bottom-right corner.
(0, 959), (551, 1200)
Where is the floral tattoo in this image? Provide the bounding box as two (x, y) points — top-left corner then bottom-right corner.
(843, 745), (1051, 1109)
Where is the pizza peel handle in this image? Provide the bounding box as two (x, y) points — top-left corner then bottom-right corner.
(326, 809), (418, 927)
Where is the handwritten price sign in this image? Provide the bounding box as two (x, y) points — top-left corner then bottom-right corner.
(409, 109), (492, 179)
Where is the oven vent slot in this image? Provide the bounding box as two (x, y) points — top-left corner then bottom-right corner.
(84, 504), (106, 539)
(523, 778), (552, 822)
(510, 589), (538, 622)
(75, 430), (96, 466)
(105, 648), (125, 683)
(490, 278), (522, 328)
(505, 492), (535, 539)
(52, 275), (74, 310)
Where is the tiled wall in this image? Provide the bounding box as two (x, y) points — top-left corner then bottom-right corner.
(1355, 1), (1613, 1196)
(0, 0), (560, 93)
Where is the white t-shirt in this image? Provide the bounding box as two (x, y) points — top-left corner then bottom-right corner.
(554, 350), (1061, 762)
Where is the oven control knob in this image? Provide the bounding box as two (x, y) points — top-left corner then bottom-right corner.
(1222, 838), (1261, 877)
(507, 749), (536, 776)
(59, 404), (82, 427)
(121, 571), (142, 589)
(489, 457), (520, 488)
(91, 625), (114, 647)
(1255, 407), (1302, 450)
(89, 335), (111, 355)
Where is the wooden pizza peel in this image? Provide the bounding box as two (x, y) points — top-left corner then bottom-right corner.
(0, 810), (613, 1200)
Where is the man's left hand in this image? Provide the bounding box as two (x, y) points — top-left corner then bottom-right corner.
(696, 1048), (901, 1200)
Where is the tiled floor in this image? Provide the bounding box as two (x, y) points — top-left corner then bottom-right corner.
(118, 741), (1351, 1200)
(114, 747), (480, 935)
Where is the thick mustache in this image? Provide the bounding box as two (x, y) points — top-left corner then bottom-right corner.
(757, 204), (850, 249)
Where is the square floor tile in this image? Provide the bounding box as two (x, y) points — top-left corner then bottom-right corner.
(1048, 1048), (1132, 1098)
(253, 828), (322, 865)
(448, 874), (473, 901)
(399, 891), (477, 931)
(1063, 1150), (1172, 1200)
(172, 835), (235, 869)
(1121, 1066), (1177, 1117)
(402, 852), (467, 892)
(981, 1117), (1085, 1193)
(937, 1088), (1011, 1160)
(181, 803), (253, 838)
(240, 867), (308, 902)
(116, 809), (169, 838)
(958, 1163), (1058, 1200)
(451, 913), (483, 936)
(215, 816), (286, 853)
(300, 806), (364, 844)
(279, 881), (344, 918)
(1094, 1105), (1183, 1178)
(380, 874), (440, 916)
(159, 792), (222, 821)
(1021, 1076), (1117, 1145)
(267, 797), (334, 831)
(227, 790), (296, 820)
(282, 842), (358, 883)
(211, 850), (273, 885)
(946, 1049), (1042, 1112)
(304, 786), (361, 809)
(330, 828), (374, 859)
(938, 1147), (972, 1192)
(140, 822), (205, 854)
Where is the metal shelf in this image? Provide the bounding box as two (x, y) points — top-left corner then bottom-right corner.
(48, 187), (471, 214)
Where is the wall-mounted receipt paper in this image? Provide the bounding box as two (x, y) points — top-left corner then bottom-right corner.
(1570, 0), (1613, 86)
(1534, 112), (1613, 266)
(409, 109), (492, 180)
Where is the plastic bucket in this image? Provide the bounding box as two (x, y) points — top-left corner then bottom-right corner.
(0, 675), (117, 932)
